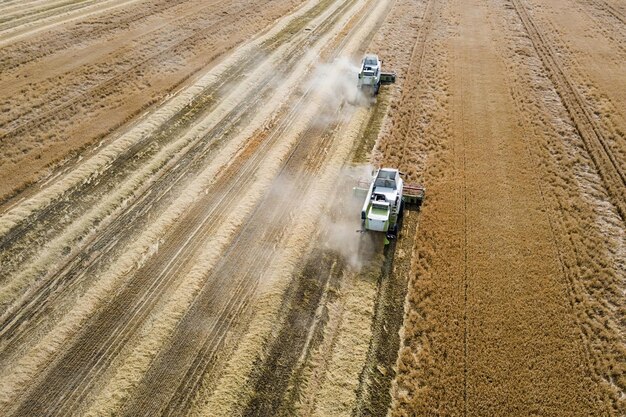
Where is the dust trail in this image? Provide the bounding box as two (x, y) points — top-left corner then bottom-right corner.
(195, 0), (394, 412)
(319, 164), (376, 271)
(0, 53), (275, 310)
(82, 137), (303, 417)
(193, 109), (374, 417)
(306, 56), (368, 123)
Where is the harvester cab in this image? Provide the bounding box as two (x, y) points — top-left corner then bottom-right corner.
(354, 168), (425, 239)
(357, 54), (396, 96)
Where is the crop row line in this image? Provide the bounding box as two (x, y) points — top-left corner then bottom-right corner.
(6, 1), (358, 414)
(0, 0), (339, 371)
(0, 0), (315, 283)
(0, 0), (245, 138)
(159, 108), (339, 417)
(0, 0), (344, 363)
(0, 0), (98, 30)
(125, 1), (386, 412)
(0, 0), (188, 65)
(129, 3), (372, 413)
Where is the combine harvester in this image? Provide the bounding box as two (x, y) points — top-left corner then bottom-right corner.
(355, 168), (425, 241)
(357, 54), (396, 96)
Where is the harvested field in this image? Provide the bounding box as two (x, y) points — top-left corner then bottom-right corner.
(0, 0), (624, 416)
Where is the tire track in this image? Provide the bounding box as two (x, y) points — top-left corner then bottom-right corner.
(509, 49), (618, 417)
(0, 0), (348, 363)
(370, 0), (434, 179)
(510, 0), (626, 221)
(501, 2), (625, 410)
(6, 1), (362, 415)
(461, 55), (469, 417)
(241, 252), (341, 417)
(396, 0), (434, 170)
(596, 0), (626, 24)
(451, 16), (469, 413)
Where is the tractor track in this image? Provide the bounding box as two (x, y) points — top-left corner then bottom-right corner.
(595, 0), (626, 24)
(0, 0), (352, 364)
(241, 251), (343, 417)
(5, 0), (370, 414)
(396, 0), (434, 170)
(510, 0), (626, 221)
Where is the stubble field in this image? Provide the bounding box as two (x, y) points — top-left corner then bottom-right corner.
(0, 0), (624, 416)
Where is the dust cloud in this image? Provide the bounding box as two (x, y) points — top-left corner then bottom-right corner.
(319, 164), (378, 271)
(304, 56), (369, 126)
(260, 163), (378, 272)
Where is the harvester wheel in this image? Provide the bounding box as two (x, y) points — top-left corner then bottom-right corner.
(387, 223), (398, 239)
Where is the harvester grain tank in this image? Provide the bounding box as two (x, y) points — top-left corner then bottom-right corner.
(354, 168), (425, 238)
(357, 54), (396, 96)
